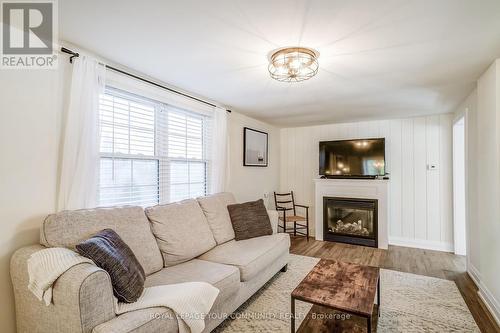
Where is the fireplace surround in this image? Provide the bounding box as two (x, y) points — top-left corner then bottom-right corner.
(314, 178), (388, 249)
(323, 197), (378, 247)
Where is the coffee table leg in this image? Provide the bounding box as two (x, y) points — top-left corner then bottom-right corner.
(367, 315), (371, 332)
(291, 296), (295, 333)
(377, 278), (381, 317)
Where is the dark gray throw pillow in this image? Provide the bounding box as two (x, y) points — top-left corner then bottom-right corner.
(76, 229), (145, 303)
(227, 199), (273, 241)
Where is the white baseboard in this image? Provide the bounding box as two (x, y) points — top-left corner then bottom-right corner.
(467, 264), (482, 286)
(467, 264), (500, 326)
(478, 290), (500, 326)
(388, 236), (454, 252)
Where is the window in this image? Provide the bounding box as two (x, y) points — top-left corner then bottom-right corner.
(98, 88), (210, 207)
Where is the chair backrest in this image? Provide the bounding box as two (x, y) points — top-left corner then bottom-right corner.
(274, 191), (296, 215)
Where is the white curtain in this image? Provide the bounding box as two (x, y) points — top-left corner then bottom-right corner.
(57, 56), (106, 211)
(209, 107), (228, 194)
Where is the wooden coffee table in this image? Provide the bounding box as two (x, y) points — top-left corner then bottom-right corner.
(291, 259), (380, 332)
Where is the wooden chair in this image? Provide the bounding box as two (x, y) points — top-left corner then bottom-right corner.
(273, 191), (309, 240)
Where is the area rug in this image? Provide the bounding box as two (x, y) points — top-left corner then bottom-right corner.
(214, 254), (479, 332)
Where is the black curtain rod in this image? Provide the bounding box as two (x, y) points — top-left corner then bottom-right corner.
(60, 47), (231, 113)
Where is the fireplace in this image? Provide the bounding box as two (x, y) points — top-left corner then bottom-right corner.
(323, 197), (378, 247)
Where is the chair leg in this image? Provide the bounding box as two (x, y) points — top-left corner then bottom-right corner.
(294, 222), (297, 236)
(282, 211), (286, 233)
(306, 209), (309, 241)
(306, 219), (309, 241)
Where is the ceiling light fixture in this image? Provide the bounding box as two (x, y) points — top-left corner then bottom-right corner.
(268, 47), (319, 82)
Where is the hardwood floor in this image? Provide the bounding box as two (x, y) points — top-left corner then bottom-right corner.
(290, 237), (500, 333)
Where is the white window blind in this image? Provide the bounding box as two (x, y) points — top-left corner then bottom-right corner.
(98, 87), (211, 207)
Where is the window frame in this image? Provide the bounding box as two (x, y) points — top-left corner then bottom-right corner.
(98, 86), (210, 207)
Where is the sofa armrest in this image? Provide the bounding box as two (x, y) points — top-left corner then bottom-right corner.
(267, 210), (279, 234)
(11, 245), (116, 333)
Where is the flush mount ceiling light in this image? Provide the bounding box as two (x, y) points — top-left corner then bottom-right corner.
(268, 47), (319, 82)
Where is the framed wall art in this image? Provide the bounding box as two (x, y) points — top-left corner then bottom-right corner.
(243, 127), (268, 167)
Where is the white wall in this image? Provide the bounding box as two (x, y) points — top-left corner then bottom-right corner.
(452, 117), (466, 255)
(455, 89), (480, 275)
(227, 112), (280, 207)
(462, 59), (500, 325)
(0, 64), (69, 332)
(280, 114), (454, 251)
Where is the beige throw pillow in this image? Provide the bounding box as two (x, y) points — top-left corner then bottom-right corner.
(197, 192), (236, 244)
(145, 199), (216, 266)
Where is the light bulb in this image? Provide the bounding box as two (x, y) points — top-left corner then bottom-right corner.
(276, 66), (288, 75)
(290, 58), (302, 69)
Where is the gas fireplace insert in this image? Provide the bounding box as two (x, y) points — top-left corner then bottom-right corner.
(323, 197), (378, 247)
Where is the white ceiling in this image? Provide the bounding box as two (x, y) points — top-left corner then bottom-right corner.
(60, 0), (500, 127)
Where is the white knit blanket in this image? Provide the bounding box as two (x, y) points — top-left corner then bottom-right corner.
(27, 247), (93, 305)
(27, 247), (219, 333)
(115, 283), (219, 333)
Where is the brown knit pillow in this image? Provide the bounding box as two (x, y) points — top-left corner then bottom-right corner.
(76, 229), (145, 303)
(227, 199), (273, 241)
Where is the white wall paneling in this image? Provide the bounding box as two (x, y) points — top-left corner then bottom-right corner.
(280, 114), (454, 251)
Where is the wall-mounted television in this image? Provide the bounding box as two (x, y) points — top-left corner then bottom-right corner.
(319, 138), (385, 178)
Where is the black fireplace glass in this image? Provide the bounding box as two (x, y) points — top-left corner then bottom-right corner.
(327, 206), (374, 238)
(323, 197), (378, 247)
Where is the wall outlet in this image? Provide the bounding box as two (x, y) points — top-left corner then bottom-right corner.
(263, 192), (269, 198)
(427, 164), (438, 170)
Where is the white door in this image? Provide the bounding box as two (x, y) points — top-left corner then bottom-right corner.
(452, 117), (466, 255)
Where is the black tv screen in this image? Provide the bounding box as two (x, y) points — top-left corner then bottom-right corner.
(319, 138), (385, 178)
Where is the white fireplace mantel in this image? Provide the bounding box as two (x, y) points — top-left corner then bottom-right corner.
(314, 178), (389, 249)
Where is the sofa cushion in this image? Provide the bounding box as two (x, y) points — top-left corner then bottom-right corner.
(227, 199), (273, 241)
(145, 199), (217, 267)
(41, 206), (163, 275)
(198, 233), (290, 281)
(92, 307), (178, 333)
(197, 192), (236, 244)
(145, 259), (240, 302)
(76, 229), (145, 303)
